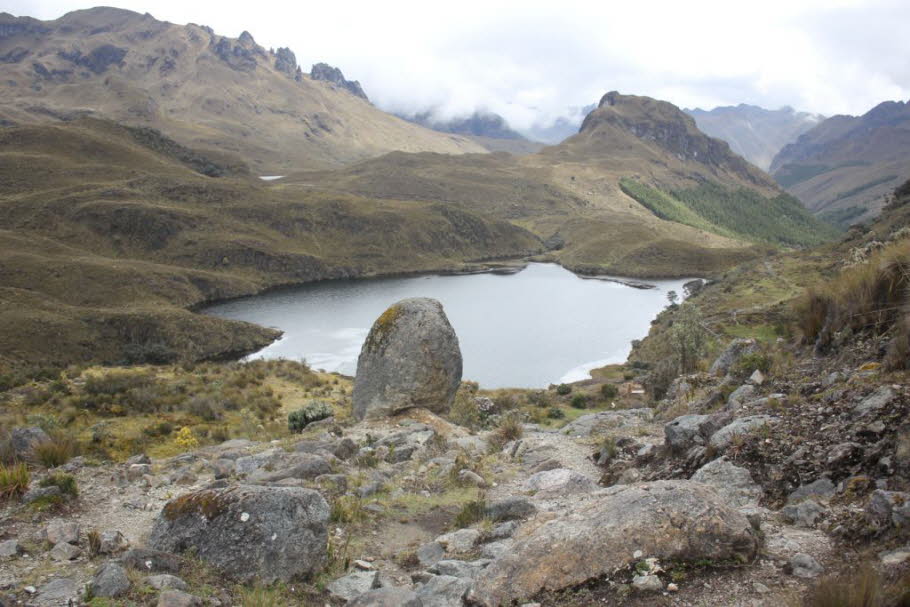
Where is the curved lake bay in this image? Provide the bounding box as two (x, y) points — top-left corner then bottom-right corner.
(204, 263), (691, 388)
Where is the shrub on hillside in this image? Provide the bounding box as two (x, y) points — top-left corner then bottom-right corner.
(556, 384), (571, 395)
(0, 462), (29, 500)
(600, 384), (619, 399)
(288, 400), (333, 432)
(570, 394), (589, 409)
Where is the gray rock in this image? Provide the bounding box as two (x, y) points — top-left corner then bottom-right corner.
(479, 541), (512, 560)
(855, 386), (896, 416)
(49, 541), (81, 561)
(146, 574), (188, 591)
(880, 547), (910, 566)
(22, 485), (61, 504)
(327, 570), (381, 602)
(429, 559), (490, 579)
(416, 574), (471, 607)
(748, 370), (766, 386)
(790, 553), (823, 578)
(664, 414), (714, 452)
(234, 448), (284, 476)
(489, 521), (519, 540)
(118, 548), (182, 573)
(868, 490), (910, 528)
(417, 542), (446, 568)
(10, 426), (50, 458)
(157, 590), (203, 607)
(437, 529), (481, 553)
(348, 587), (423, 607)
(0, 540), (21, 559)
(727, 385), (757, 409)
(781, 499), (825, 528)
(36, 578), (79, 605)
(709, 416), (776, 451)
(690, 457), (762, 508)
(99, 529), (129, 554)
(709, 338), (758, 376)
(209, 459), (234, 480)
(468, 481), (759, 606)
(352, 298), (462, 420)
(247, 453), (331, 483)
(788, 477), (837, 504)
(315, 474), (348, 494)
(632, 574), (664, 592)
(148, 485), (329, 582)
(358, 480), (384, 498)
(44, 520), (80, 545)
(522, 468), (596, 496)
(560, 409), (654, 437)
(457, 470), (486, 487)
(484, 497), (536, 522)
(92, 562), (131, 597)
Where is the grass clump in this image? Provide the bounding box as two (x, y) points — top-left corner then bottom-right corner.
(330, 495), (366, 524)
(453, 499), (487, 529)
(40, 473), (78, 497)
(488, 412), (524, 452)
(0, 462), (30, 500)
(796, 565), (910, 607)
(33, 434), (80, 468)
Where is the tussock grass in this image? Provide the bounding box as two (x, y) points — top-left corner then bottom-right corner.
(0, 462), (30, 500)
(795, 565), (910, 607)
(33, 434), (80, 468)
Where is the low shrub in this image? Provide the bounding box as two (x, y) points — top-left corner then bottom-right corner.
(33, 435), (79, 468)
(40, 473), (78, 497)
(449, 392), (482, 429)
(556, 384), (572, 396)
(600, 383), (619, 399)
(546, 407), (565, 420)
(330, 495), (366, 524)
(0, 462), (30, 500)
(526, 391), (551, 407)
(734, 351), (771, 377)
(287, 400), (333, 432)
(570, 394), (589, 409)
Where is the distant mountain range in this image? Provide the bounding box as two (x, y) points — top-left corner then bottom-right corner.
(770, 100), (910, 225)
(395, 110), (544, 154)
(685, 104), (823, 171)
(0, 8), (486, 172)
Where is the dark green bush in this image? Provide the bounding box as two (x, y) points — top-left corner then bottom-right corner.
(40, 473), (78, 497)
(288, 400), (333, 432)
(570, 394), (589, 409)
(546, 407), (565, 419)
(556, 384), (571, 396)
(600, 384), (619, 399)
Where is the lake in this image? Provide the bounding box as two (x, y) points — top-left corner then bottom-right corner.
(204, 263), (691, 388)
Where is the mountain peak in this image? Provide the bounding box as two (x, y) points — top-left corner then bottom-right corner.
(310, 63), (368, 101)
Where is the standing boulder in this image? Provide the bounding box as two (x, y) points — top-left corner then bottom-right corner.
(709, 338), (758, 377)
(353, 298), (462, 420)
(147, 485), (329, 583)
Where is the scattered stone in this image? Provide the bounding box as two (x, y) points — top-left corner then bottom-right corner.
(416, 574), (471, 607)
(690, 457), (762, 508)
(0, 540), (21, 559)
(118, 548), (183, 573)
(727, 385), (757, 409)
(417, 542), (446, 568)
(753, 581), (771, 594)
(146, 574), (188, 591)
(353, 298), (462, 420)
(49, 541), (82, 561)
(157, 589), (203, 607)
(489, 521), (519, 540)
(99, 529), (129, 554)
(710, 339), (758, 376)
(867, 490), (910, 528)
(854, 386), (896, 416)
(484, 497), (536, 522)
(664, 414), (715, 452)
(560, 409), (654, 437)
(429, 559), (491, 580)
(438, 529), (481, 553)
(709, 416), (776, 451)
(788, 478), (836, 504)
(347, 587), (422, 607)
(44, 520), (80, 545)
(36, 578), (79, 604)
(789, 553), (823, 578)
(22, 486), (61, 504)
(10, 426), (50, 459)
(92, 562), (131, 597)
(457, 470), (486, 487)
(522, 468), (596, 496)
(148, 485), (329, 582)
(880, 547), (910, 566)
(781, 499), (825, 528)
(748, 370), (766, 385)
(632, 574), (664, 592)
(327, 570), (381, 602)
(128, 463), (152, 480)
(468, 481), (759, 606)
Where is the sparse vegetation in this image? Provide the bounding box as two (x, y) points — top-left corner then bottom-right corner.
(40, 473), (78, 497)
(0, 462), (30, 500)
(288, 401), (333, 432)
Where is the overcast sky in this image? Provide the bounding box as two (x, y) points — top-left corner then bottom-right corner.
(7, 0), (910, 129)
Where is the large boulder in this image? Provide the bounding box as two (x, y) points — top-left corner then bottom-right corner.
(147, 485), (329, 582)
(690, 457), (762, 508)
(353, 298), (462, 420)
(468, 481), (759, 606)
(10, 426), (50, 459)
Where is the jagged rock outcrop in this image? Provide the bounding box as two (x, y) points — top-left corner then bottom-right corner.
(468, 481), (760, 605)
(274, 47), (297, 76)
(352, 298), (462, 420)
(310, 62), (368, 100)
(148, 485), (329, 582)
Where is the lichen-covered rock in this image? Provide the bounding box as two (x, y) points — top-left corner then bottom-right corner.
(347, 587), (423, 607)
(353, 298), (462, 420)
(91, 562), (130, 598)
(522, 468), (596, 496)
(709, 415), (776, 451)
(10, 426), (50, 459)
(690, 457), (762, 508)
(468, 481), (759, 606)
(709, 338), (758, 376)
(147, 485), (329, 582)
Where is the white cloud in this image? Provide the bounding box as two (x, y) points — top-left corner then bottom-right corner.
(6, 0), (909, 126)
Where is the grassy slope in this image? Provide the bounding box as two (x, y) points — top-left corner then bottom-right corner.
(0, 119), (542, 373)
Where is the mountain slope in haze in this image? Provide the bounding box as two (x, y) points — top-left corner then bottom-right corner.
(0, 8), (486, 172)
(398, 109), (544, 155)
(0, 118), (540, 372)
(770, 100), (910, 225)
(292, 91), (834, 278)
(685, 104), (823, 170)
(519, 103), (596, 144)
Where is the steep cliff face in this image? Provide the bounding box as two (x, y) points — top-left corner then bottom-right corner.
(0, 8), (486, 171)
(770, 100), (910, 224)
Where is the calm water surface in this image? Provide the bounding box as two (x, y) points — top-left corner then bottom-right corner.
(204, 263), (690, 388)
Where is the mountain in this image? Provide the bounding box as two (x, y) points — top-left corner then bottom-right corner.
(398, 109), (544, 155)
(0, 8), (486, 172)
(685, 104), (823, 170)
(519, 103), (596, 144)
(770, 100), (910, 226)
(294, 91), (833, 279)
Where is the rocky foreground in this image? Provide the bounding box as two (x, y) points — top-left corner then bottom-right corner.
(2, 298), (910, 607)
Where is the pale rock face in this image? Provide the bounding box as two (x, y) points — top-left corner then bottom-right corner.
(353, 298), (462, 420)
